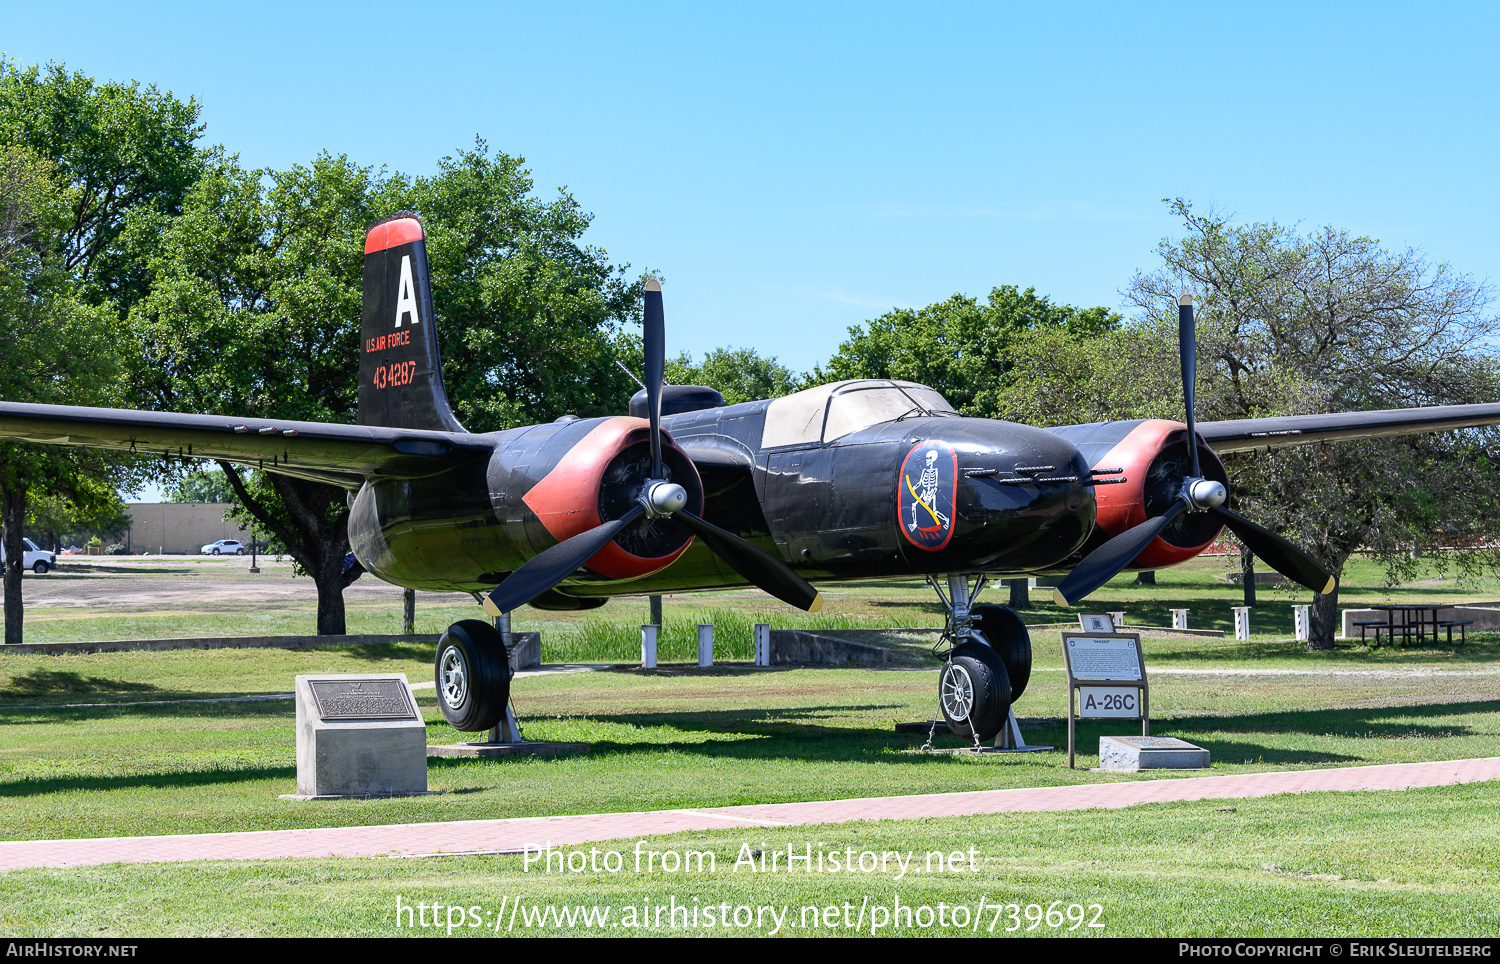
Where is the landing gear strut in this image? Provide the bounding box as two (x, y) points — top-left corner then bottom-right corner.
(926, 574), (1050, 752)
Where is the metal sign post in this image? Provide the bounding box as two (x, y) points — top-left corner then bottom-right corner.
(1061, 631), (1150, 769)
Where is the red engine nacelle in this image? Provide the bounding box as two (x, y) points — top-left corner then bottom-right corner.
(521, 417), (705, 580)
(1092, 419), (1230, 570)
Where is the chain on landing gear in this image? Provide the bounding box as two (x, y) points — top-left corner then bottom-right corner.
(922, 574), (1050, 753)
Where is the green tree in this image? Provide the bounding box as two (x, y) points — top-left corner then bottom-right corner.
(669, 346), (804, 404)
(126, 145), (645, 634)
(0, 62), (200, 644)
(0, 60), (202, 309)
(0, 144), (126, 643)
(166, 468), (236, 503)
(816, 286), (1121, 417)
(1126, 200), (1500, 650)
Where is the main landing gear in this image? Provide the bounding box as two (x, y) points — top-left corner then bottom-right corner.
(434, 619), (512, 733)
(926, 574), (1048, 752)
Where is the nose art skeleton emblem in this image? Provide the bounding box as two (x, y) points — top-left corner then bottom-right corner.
(898, 442), (957, 551)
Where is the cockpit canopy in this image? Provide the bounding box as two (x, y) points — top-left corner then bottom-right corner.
(761, 379), (958, 447)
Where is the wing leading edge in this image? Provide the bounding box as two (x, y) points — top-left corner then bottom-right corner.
(0, 401), (492, 489)
(1197, 403), (1500, 453)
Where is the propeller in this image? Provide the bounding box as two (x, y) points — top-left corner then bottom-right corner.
(483, 279), (823, 617)
(1052, 292), (1335, 607)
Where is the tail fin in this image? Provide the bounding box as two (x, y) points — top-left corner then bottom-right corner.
(358, 213), (465, 432)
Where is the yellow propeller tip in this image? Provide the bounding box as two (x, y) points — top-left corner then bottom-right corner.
(481, 597), (502, 618)
(808, 593), (824, 614)
(1052, 588), (1070, 607)
(1321, 577), (1336, 595)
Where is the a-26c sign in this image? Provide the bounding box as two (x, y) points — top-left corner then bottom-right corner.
(1076, 685), (1141, 719)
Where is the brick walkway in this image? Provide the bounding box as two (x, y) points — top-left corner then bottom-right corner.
(2, 757), (1495, 871)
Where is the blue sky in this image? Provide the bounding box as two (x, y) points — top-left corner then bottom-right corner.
(7, 1), (1499, 378)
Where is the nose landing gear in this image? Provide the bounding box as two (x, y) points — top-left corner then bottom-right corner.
(925, 574), (1051, 753)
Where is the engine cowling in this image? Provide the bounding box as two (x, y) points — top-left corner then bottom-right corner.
(520, 417), (705, 580)
(1092, 419), (1229, 569)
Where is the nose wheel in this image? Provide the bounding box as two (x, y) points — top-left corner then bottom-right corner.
(925, 574), (1049, 752)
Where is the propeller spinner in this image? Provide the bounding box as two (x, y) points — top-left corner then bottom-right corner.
(1052, 293), (1336, 607)
(483, 280), (824, 617)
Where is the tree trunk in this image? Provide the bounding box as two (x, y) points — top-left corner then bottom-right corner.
(314, 553), (349, 635)
(1007, 578), (1031, 609)
(2, 485), (27, 646)
(1309, 584), (1340, 651)
(1240, 545), (1257, 607)
(218, 462), (360, 636)
(1134, 570), (1156, 586)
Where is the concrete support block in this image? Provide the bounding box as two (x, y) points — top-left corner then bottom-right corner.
(753, 623), (771, 667)
(289, 674), (429, 799)
(1232, 606), (1251, 640)
(641, 625), (658, 669)
(506, 631), (541, 672)
(1294, 605), (1311, 641)
(697, 624), (713, 667)
(1098, 735), (1209, 771)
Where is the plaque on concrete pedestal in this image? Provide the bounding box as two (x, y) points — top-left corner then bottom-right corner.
(1098, 735), (1209, 771)
(282, 673), (437, 800)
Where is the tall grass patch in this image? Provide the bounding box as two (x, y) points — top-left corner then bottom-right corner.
(541, 608), (914, 662)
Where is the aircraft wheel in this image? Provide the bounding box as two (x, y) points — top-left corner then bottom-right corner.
(972, 605), (1032, 702)
(32, 561), (49, 574)
(939, 644), (1011, 742)
(434, 620), (511, 732)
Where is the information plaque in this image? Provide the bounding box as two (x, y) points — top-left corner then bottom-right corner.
(308, 678), (418, 722)
(1060, 631), (1150, 768)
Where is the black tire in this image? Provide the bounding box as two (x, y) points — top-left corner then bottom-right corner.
(32, 561), (48, 575)
(211, 548), (220, 555)
(235, 548), (244, 556)
(434, 619), (512, 732)
(972, 604), (1033, 703)
(939, 645), (1011, 742)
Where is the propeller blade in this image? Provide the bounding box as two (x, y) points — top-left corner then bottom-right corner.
(1053, 499), (1190, 607)
(676, 509), (824, 612)
(1209, 504), (1336, 595)
(483, 504), (647, 616)
(1179, 291), (1200, 478)
(643, 278), (665, 478)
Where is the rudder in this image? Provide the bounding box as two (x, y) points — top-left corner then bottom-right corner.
(359, 213), (465, 432)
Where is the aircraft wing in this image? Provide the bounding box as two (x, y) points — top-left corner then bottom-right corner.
(0, 401), (492, 488)
(1198, 403), (1500, 454)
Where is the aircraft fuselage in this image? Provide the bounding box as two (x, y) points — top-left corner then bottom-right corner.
(348, 399), (1099, 600)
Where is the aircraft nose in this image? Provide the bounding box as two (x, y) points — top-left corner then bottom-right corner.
(899, 420), (1095, 570)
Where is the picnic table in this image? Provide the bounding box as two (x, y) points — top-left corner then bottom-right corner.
(1357, 604), (1472, 646)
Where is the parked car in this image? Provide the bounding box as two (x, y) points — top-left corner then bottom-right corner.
(200, 539), (246, 556)
(0, 538), (58, 574)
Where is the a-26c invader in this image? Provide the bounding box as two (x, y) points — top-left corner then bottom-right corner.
(5, 213), (1497, 742)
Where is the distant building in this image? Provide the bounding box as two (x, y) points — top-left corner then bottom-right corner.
(125, 503), (247, 554)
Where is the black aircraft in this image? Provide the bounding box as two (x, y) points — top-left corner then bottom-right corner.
(5, 213), (1500, 741)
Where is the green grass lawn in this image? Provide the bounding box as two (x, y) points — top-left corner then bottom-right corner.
(2, 784), (1497, 937)
(2, 555), (1499, 936)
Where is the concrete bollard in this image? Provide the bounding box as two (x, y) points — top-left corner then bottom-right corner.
(753, 622), (771, 667)
(1294, 605), (1310, 641)
(697, 624), (713, 667)
(1171, 608), (1189, 630)
(1107, 611), (1126, 630)
(641, 624), (658, 669)
(1232, 606), (1251, 641)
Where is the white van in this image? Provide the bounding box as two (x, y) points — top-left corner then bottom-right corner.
(0, 538), (57, 574)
